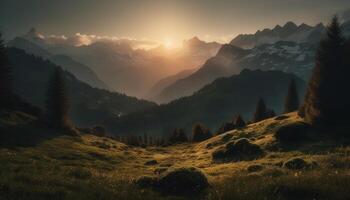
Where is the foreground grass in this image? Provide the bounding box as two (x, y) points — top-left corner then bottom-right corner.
(0, 112), (350, 199)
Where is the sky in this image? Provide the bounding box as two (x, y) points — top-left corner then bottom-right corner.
(1, 0), (350, 44)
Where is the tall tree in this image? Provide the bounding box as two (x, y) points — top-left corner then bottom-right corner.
(284, 79), (299, 113)
(253, 98), (268, 122)
(192, 123), (212, 142)
(234, 114), (246, 128)
(300, 16), (348, 125)
(45, 68), (70, 129)
(0, 32), (12, 109)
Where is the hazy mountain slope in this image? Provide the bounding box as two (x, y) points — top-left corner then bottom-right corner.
(48, 38), (221, 97)
(108, 69), (305, 135)
(49, 55), (109, 89)
(19, 28), (220, 97)
(145, 69), (196, 101)
(7, 37), (52, 58)
(155, 45), (249, 103)
(6, 48), (156, 129)
(7, 37), (109, 90)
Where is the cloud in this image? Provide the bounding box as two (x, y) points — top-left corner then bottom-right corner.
(42, 33), (159, 49)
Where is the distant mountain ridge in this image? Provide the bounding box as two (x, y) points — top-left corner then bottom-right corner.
(8, 29), (221, 98)
(145, 69), (196, 102)
(6, 48), (156, 131)
(7, 36), (109, 90)
(230, 22), (326, 49)
(155, 20), (350, 103)
(109, 69), (305, 136)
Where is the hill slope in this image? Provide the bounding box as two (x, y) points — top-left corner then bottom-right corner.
(109, 69), (305, 135)
(7, 37), (109, 90)
(1, 111), (350, 200)
(6, 48), (156, 129)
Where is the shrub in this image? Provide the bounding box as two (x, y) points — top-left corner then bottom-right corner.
(212, 148), (226, 160)
(157, 167), (209, 195)
(283, 158), (309, 170)
(135, 176), (158, 188)
(274, 122), (310, 144)
(212, 138), (264, 162)
(247, 164), (264, 173)
(192, 123), (212, 142)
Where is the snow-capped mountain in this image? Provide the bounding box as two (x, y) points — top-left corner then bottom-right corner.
(154, 41), (315, 103)
(230, 22), (325, 49)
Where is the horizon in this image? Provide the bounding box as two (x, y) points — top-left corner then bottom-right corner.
(1, 0), (350, 46)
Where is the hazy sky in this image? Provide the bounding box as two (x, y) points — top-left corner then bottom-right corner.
(1, 0), (350, 43)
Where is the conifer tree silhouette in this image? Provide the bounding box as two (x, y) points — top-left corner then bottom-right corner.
(45, 68), (71, 129)
(284, 79), (299, 113)
(0, 32), (12, 109)
(301, 16), (348, 125)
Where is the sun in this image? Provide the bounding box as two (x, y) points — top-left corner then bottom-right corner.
(164, 39), (175, 49)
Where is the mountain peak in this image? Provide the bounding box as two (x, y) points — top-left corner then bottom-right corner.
(283, 21), (298, 29)
(184, 36), (203, 46)
(298, 23), (312, 30)
(273, 25), (282, 31)
(24, 27), (44, 39)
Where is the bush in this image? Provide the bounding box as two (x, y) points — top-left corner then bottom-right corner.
(283, 158), (309, 170)
(217, 122), (235, 135)
(158, 167), (209, 195)
(212, 138), (264, 162)
(192, 123), (212, 142)
(247, 164), (264, 173)
(274, 122), (310, 144)
(212, 148), (227, 160)
(135, 176), (158, 188)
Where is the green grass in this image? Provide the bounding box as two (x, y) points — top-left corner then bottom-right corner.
(0, 112), (350, 199)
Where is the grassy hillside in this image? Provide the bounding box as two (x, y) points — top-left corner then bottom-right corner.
(1, 112), (350, 200)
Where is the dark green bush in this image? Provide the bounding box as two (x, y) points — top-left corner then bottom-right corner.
(274, 122), (310, 144)
(157, 167), (209, 195)
(212, 138), (264, 162)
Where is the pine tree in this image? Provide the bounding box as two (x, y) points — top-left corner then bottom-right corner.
(45, 68), (71, 129)
(192, 123), (212, 142)
(216, 122), (235, 135)
(0, 32), (12, 110)
(234, 114), (246, 128)
(253, 98), (268, 122)
(169, 128), (188, 144)
(301, 16), (348, 125)
(284, 79), (299, 113)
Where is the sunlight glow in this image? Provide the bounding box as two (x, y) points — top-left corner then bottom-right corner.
(164, 39), (175, 49)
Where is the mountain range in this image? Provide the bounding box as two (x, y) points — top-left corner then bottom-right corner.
(8, 29), (221, 98)
(153, 20), (350, 103)
(230, 21), (326, 49)
(6, 48), (155, 129)
(108, 69), (305, 136)
(7, 37), (109, 90)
